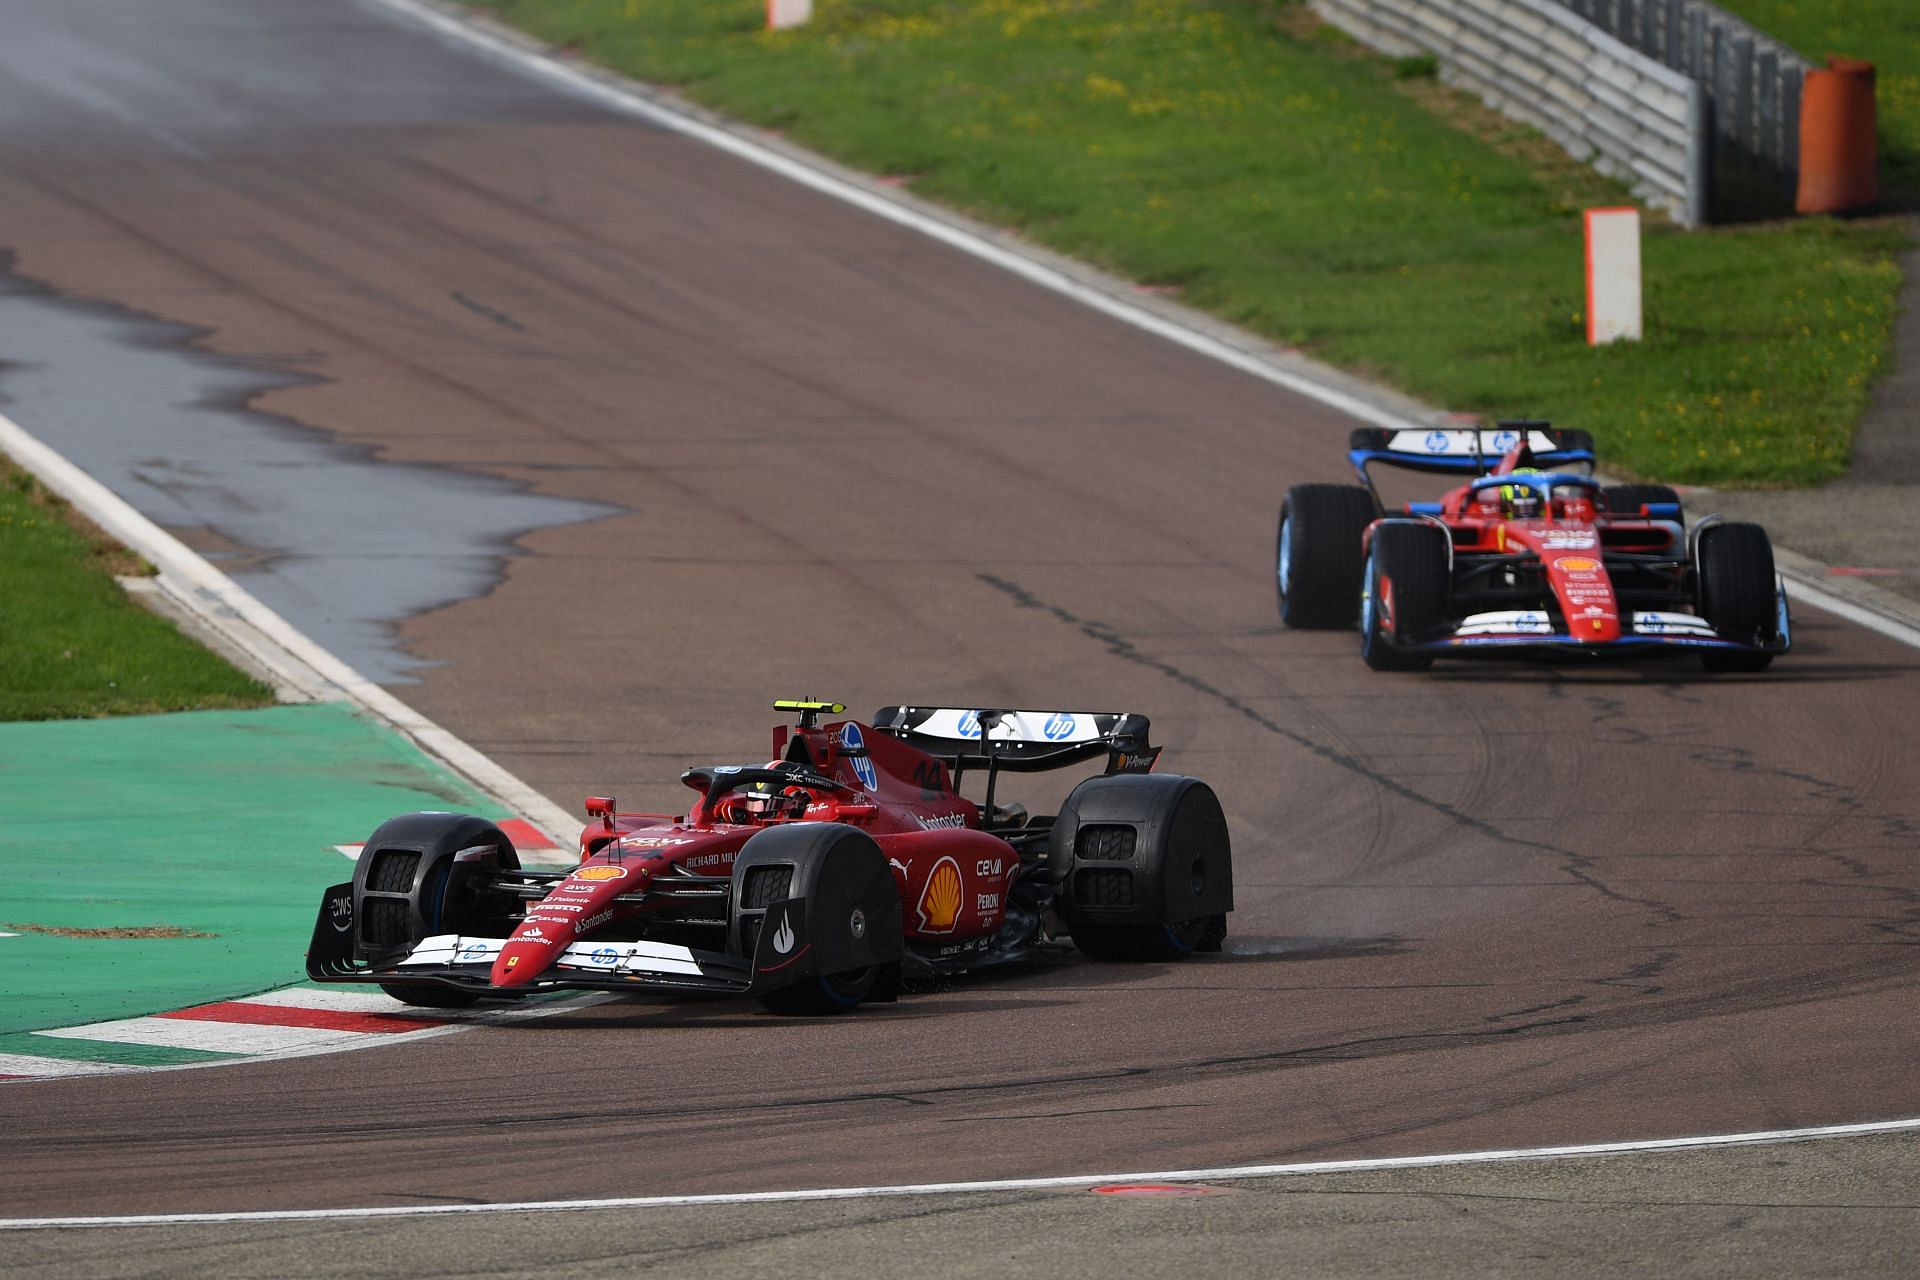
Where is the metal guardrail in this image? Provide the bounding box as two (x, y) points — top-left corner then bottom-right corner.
(1314, 0), (1711, 225)
(1555, 0), (1811, 182)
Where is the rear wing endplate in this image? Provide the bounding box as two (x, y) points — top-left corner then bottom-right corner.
(871, 706), (1160, 776)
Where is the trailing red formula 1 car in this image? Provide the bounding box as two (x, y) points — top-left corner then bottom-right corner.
(1275, 422), (1790, 671)
(307, 701), (1232, 1015)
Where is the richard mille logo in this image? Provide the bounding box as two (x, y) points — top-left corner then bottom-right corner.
(772, 912), (796, 955)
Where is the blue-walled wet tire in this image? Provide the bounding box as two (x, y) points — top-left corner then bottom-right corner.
(1277, 485), (1376, 629)
(1697, 523), (1778, 672)
(1360, 522), (1448, 672)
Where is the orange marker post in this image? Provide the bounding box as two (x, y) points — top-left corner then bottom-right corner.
(1798, 56), (1878, 215)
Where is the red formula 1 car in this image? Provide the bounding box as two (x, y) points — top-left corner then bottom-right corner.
(1274, 422), (1790, 671)
(307, 701), (1232, 1015)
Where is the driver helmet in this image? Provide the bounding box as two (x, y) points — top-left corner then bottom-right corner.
(1499, 468), (1543, 519)
(735, 780), (809, 824)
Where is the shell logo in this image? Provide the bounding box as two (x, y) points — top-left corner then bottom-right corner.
(916, 856), (964, 933)
(1555, 556), (1602, 572)
(573, 865), (626, 882)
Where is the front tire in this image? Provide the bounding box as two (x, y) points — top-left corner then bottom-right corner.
(378, 982), (482, 1009)
(731, 823), (904, 1017)
(1696, 523), (1779, 672)
(352, 812), (520, 1008)
(757, 965), (881, 1016)
(1361, 522), (1449, 671)
(1277, 485), (1377, 628)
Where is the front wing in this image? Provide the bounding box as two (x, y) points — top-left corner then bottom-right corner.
(1400, 587), (1792, 659)
(306, 882), (813, 1000)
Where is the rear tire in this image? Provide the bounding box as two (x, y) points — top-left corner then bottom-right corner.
(1277, 485), (1377, 628)
(1696, 523), (1778, 672)
(1604, 483), (1684, 523)
(1070, 914), (1216, 962)
(1361, 522), (1449, 671)
(1049, 774), (1233, 961)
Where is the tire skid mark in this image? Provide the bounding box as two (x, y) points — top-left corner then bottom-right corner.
(976, 572), (1688, 925)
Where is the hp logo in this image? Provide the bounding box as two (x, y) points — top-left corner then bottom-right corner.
(1424, 430), (1450, 453)
(956, 710), (982, 739)
(1043, 712), (1076, 741)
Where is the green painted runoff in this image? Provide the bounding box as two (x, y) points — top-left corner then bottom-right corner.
(0, 703), (510, 1035)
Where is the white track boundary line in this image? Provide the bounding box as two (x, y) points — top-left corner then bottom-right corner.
(364, 0), (1420, 434)
(0, 409), (579, 839)
(4, 1115), (1917, 1230)
(363, 0), (1920, 657)
(1776, 568), (1920, 651)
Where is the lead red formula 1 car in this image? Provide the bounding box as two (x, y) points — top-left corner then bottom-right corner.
(1274, 422), (1791, 671)
(307, 701), (1233, 1015)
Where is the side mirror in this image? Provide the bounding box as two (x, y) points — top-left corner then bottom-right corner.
(585, 796), (616, 831)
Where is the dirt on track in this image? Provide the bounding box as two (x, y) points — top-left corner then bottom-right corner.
(0, 0), (1916, 1232)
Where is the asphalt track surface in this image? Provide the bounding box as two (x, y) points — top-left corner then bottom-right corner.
(1, 1), (1916, 1273)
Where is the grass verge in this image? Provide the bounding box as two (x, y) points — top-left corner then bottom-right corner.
(470, 0), (1908, 486)
(0, 460), (275, 720)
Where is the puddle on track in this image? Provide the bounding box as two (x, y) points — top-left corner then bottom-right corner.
(0, 269), (618, 683)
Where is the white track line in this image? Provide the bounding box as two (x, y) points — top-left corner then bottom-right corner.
(4, 1116), (1917, 1230)
(0, 1054), (140, 1079)
(1776, 570), (1920, 651)
(365, 0), (1421, 434)
(5, 993), (612, 1083)
(34, 1018), (379, 1055)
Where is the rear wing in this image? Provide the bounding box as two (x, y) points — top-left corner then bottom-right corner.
(871, 706), (1161, 776)
(1348, 421), (1595, 485)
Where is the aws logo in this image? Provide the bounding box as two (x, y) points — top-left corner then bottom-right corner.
(915, 856), (964, 933)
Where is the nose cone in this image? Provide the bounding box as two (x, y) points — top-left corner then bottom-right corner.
(490, 940), (549, 988)
(488, 857), (653, 987)
(492, 917), (568, 987)
(1576, 613), (1623, 643)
